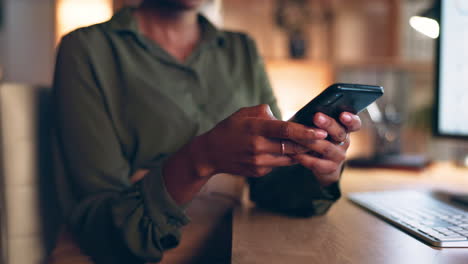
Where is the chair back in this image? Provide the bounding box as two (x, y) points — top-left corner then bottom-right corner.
(0, 83), (60, 264)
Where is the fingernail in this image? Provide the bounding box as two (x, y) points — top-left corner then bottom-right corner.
(316, 115), (327, 125)
(342, 114), (352, 123)
(312, 129), (327, 138)
(318, 131), (328, 138)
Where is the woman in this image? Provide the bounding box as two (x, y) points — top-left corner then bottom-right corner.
(51, 0), (362, 263)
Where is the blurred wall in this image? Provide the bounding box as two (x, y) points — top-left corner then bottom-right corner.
(0, 31), (4, 79)
(0, 0), (55, 86)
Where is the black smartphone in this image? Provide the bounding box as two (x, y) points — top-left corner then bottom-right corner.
(288, 83), (384, 127)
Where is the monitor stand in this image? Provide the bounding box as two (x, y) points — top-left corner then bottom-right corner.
(347, 154), (432, 171)
(454, 146), (468, 167)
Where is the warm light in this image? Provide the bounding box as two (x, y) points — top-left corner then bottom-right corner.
(409, 16), (440, 39)
(56, 0), (113, 42)
(200, 0), (223, 27)
(265, 61), (333, 121)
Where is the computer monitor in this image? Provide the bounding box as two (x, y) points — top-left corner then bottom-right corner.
(434, 0), (468, 140)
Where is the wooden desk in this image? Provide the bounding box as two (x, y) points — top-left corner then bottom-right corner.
(232, 163), (468, 264)
(159, 174), (244, 264)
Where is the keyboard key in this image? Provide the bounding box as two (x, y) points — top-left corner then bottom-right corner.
(442, 231), (458, 236)
(419, 228), (441, 237)
(434, 227), (450, 232)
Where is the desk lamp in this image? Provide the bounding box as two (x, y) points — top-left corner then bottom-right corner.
(410, 0), (440, 39)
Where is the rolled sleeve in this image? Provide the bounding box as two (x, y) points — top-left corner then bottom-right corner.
(110, 160), (190, 261)
(139, 160), (190, 244)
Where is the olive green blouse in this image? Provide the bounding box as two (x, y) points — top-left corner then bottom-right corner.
(53, 8), (340, 264)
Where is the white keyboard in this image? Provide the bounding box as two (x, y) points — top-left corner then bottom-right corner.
(348, 190), (468, 247)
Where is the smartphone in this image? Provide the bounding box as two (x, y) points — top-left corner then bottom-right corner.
(288, 83), (384, 127)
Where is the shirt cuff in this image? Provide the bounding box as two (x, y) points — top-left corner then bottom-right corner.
(318, 181), (341, 200)
(248, 164), (342, 217)
(139, 158), (190, 248)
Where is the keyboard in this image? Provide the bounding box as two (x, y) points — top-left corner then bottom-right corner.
(348, 190), (468, 247)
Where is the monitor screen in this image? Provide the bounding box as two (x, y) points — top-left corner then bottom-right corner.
(436, 0), (468, 138)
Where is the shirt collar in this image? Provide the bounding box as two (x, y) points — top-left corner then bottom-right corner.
(107, 7), (226, 48)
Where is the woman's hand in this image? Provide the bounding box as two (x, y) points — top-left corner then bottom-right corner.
(162, 105), (360, 204)
(292, 112), (362, 186)
(190, 104), (329, 178)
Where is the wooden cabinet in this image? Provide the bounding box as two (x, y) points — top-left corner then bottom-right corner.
(222, 0), (403, 61)
(222, 0), (434, 63)
(331, 0), (401, 61)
